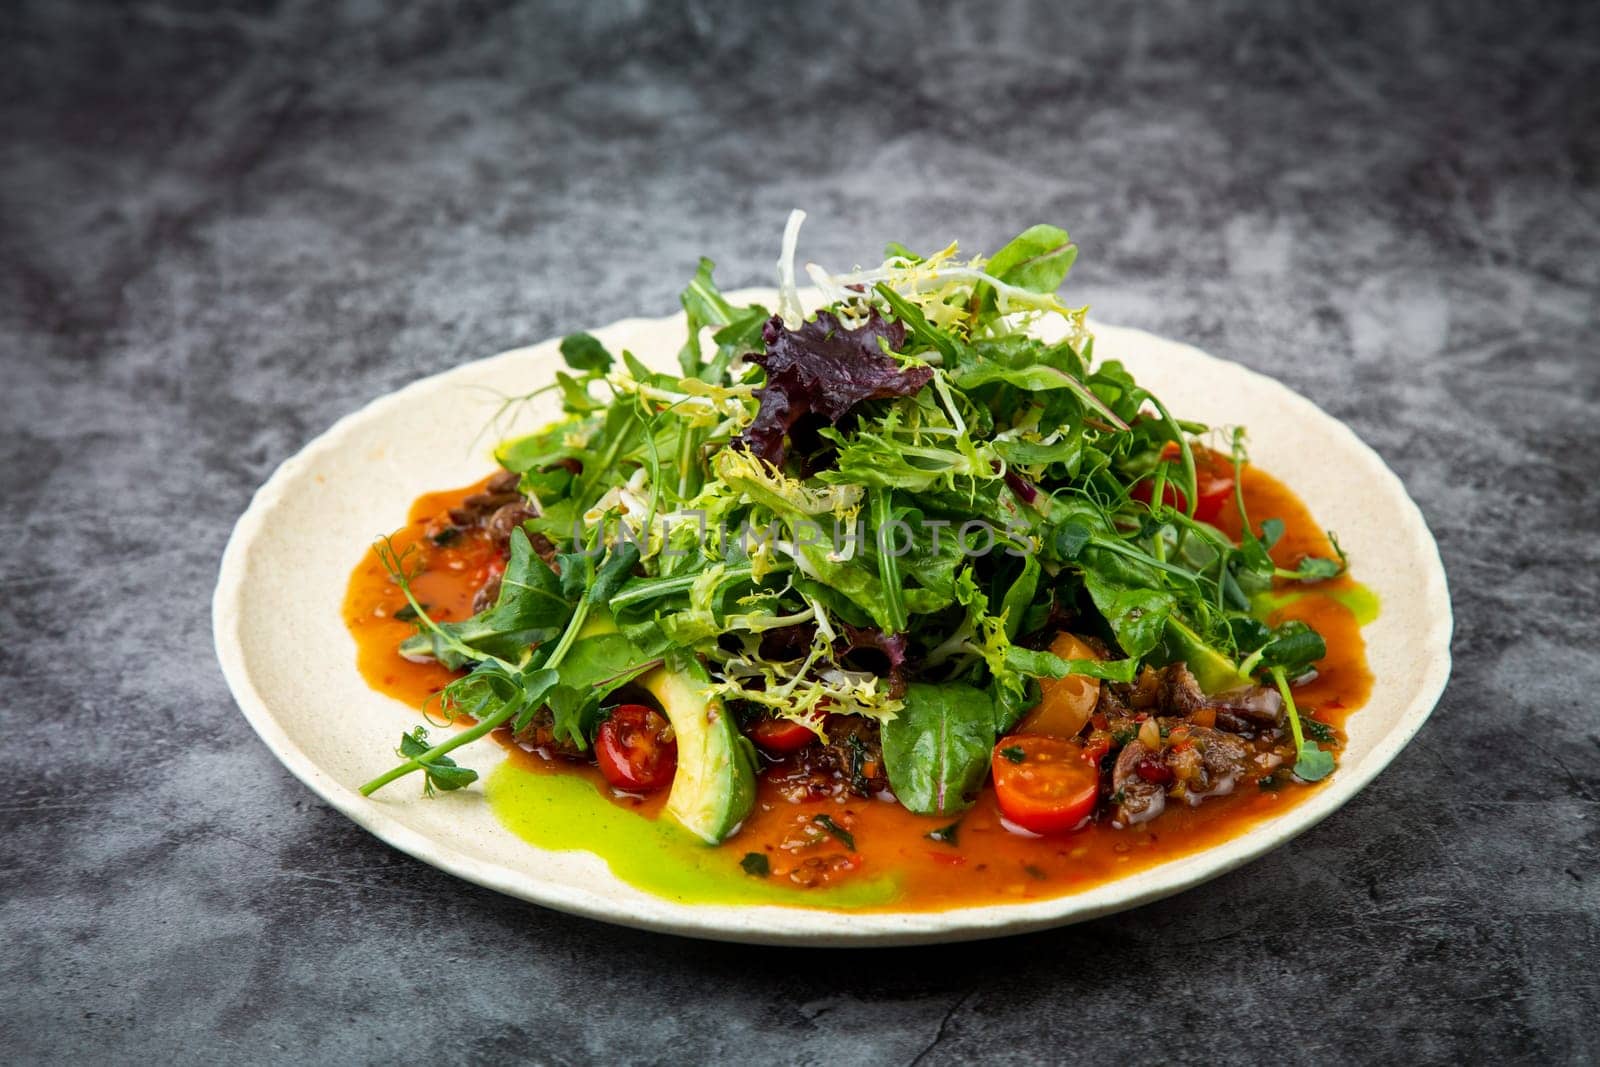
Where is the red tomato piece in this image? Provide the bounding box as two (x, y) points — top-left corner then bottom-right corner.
(1190, 462), (1236, 524)
(1136, 758), (1174, 784)
(991, 735), (1101, 834)
(1130, 476), (1187, 513)
(595, 704), (677, 792)
(1131, 444), (1235, 524)
(747, 716), (818, 754)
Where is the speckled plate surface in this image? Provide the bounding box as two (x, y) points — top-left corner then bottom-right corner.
(213, 290), (1452, 946)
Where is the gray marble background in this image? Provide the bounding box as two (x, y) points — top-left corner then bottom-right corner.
(3, 1), (1597, 1063)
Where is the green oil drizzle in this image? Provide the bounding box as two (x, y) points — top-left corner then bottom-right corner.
(1253, 581), (1381, 625)
(487, 760), (901, 909)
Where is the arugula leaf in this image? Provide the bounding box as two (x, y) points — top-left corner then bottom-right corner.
(589, 543), (642, 605)
(993, 434), (1083, 469)
(881, 683), (996, 816)
(495, 415), (594, 474)
(1228, 615), (1273, 654)
(1287, 556), (1344, 581)
(950, 361), (1128, 430)
(884, 240), (921, 262)
(869, 487), (908, 633)
(543, 685), (589, 748)
(678, 257), (768, 380)
(872, 283), (960, 362)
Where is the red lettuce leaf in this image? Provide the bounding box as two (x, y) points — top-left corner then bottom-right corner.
(733, 311), (931, 467)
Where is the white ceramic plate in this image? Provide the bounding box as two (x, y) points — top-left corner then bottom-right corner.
(214, 290), (1452, 946)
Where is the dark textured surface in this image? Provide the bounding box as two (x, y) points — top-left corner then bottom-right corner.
(3, 2), (1597, 1063)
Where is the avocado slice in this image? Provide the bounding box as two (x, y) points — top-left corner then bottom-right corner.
(1150, 616), (1249, 695)
(643, 654), (759, 844)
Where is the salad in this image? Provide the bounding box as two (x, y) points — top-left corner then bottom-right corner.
(359, 213), (1349, 854)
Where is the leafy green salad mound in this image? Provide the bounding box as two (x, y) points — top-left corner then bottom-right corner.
(361, 214), (1346, 828)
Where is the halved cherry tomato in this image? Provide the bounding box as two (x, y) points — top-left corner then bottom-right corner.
(1190, 459), (1236, 524)
(991, 735), (1100, 834)
(595, 704), (677, 792)
(747, 716), (818, 754)
(1016, 632), (1102, 739)
(1131, 444), (1235, 524)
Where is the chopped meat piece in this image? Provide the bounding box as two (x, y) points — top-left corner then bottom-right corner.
(1111, 741), (1166, 826)
(448, 478), (527, 527)
(1207, 684), (1284, 734)
(1127, 667), (1162, 710)
(469, 490), (523, 510)
(1096, 680), (1134, 722)
(781, 715), (889, 799)
(510, 707), (587, 761)
(527, 530), (559, 567)
(822, 716), (890, 797)
(1161, 663), (1206, 716)
(486, 469), (521, 493)
(1103, 663), (1204, 718)
(485, 501), (537, 547)
(471, 576), (502, 614)
(1169, 726), (1251, 803)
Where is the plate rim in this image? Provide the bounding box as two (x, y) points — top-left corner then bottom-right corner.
(213, 295), (1453, 946)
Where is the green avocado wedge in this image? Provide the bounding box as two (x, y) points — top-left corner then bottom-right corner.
(1150, 616), (1249, 695)
(644, 654), (758, 844)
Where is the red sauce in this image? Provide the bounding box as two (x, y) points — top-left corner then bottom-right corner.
(342, 465), (1372, 910)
